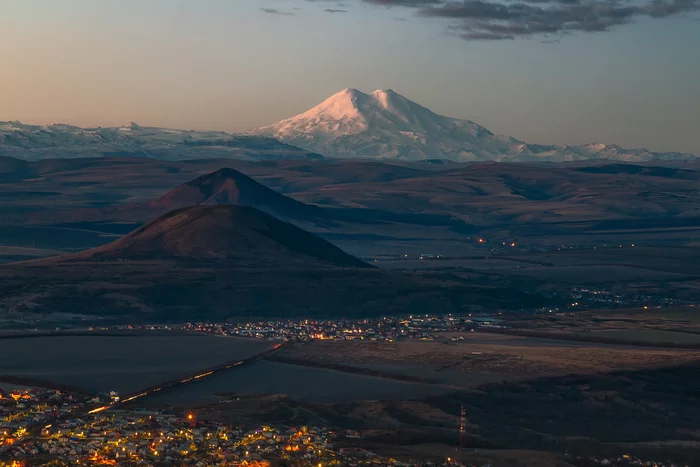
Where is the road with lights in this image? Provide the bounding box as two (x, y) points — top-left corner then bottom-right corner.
(88, 341), (288, 414)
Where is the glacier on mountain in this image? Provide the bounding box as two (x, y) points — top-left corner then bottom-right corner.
(1, 90), (695, 163)
(251, 88), (695, 163)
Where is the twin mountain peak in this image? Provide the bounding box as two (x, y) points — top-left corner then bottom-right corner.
(1, 89), (694, 162)
(251, 88), (694, 163)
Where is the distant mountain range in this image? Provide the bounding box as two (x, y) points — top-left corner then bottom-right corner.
(2, 91), (695, 163)
(0, 121), (322, 161)
(251, 88), (696, 163)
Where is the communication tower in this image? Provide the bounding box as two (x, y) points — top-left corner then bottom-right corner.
(460, 404), (467, 448)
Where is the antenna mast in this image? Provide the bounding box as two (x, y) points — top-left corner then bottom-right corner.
(460, 404), (467, 448)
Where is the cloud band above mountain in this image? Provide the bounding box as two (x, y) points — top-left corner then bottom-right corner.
(290, 0), (699, 40)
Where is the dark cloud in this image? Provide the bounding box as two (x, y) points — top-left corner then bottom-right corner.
(260, 7), (296, 15)
(272, 0), (699, 40)
(415, 0), (699, 39)
(325, 8), (350, 12)
(363, 0), (444, 5)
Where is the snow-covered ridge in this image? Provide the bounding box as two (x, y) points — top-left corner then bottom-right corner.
(0, 121), (228, 147)
(1, 91), (695, 163)
(250, 88), (696, 163)
(0, 121), (320, 161)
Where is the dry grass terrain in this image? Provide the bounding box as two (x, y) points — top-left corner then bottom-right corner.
(169, 311), (700, 464)
(3, 158), (700, 253)
(0, 244), (62, 263)
(3, 157), (700, 305)
(502, 306), (700, 341)
(362, 444), (575, 467)
(192, 361), (700, 465)
(0, 204), (546, 323)
(3, 157), (700, 464)
(275, 333), (700, 381)
(0, 260), (539, 323)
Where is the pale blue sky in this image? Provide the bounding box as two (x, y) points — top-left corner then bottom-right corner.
(1, 0), (698, 153)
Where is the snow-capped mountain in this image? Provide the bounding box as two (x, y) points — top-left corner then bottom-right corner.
(2, 92), (694, 163)
(251, 89), (696, 163)
(0, 121), (321, 161)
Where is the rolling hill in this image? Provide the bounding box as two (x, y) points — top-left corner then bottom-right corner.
(0, 205), (542, 322)
(143, 168), (328, 225)
(67, 205), (367, 267)
(3, 156), (700, 262)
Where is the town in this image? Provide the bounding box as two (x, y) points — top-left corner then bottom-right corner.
(97, 314), (503, 343)
(0, 387), (688, 467)
(181, 315), (500, 342)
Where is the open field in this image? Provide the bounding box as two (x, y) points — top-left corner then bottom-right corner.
(0, 244), (64, 263)
(0, 335), (273, 393)
(504, 306), (700, 339)
(148, 360), (452, 406)
(3, 158), (700, 313)
(273, 333), (700, 382)
(586, 306), (700, 325)
(353, 444), (574, 467)
(582, 329), (700, 345)
(191, 363), (700, 464)
(2, 158), (700, 464)
(3, 158), (700, 254)
(493, 247), (700, 274)
(150, 330), (700, 409)
(0, 259), (543, 323)
(374, 246), (700, 306)
(508, 264), (691, 283)
(374, 258), (535, 271)
(1, 326), (697, 462)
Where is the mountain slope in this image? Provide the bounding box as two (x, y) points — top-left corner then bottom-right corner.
(253, 88), (510, 161)
(251, 89), (696, 163)
(64, 205), (368, 267)
(3, 206), (546, 321)
(145, 168), (327, 224)
(0, 121), (322, 161)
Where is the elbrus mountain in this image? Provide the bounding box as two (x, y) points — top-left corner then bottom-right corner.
(252, 88), (696, 162)
(2, 89), (695, 163)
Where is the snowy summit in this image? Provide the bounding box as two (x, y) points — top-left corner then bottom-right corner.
(251, 89), (695, 163)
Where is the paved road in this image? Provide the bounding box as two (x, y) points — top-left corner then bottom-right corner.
(87, 341), (288, 414)
(8, 341), (288, 454)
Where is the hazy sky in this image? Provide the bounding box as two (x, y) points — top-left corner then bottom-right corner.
(1, 0), (698, 153)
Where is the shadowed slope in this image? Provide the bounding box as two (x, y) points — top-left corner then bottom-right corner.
(144, 168), (328, 223)
(0, 205), (544, 321)
(68, 205), (368, 267)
